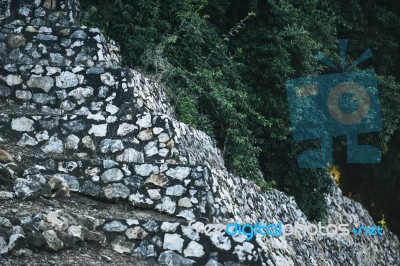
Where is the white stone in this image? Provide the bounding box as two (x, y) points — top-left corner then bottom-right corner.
(65, 134), (80, 150)
(184, 241), (204, 257)
(166, 167), (191, 181)
(178, 198), (193, 208)
(147, 189), (161, 200)
(134, 164), (159, 176)
(159, 148), (169, 157)
(103, 221), (127, 232)
(101, 168), (124, 183)
(99, 139), (124, 153)
(85, 167), (101, 177)
(111, 237), (135, 254)
(177, 210), (196, 220)
(41, 135), (64, 153)
(126, 219), (139, 226)
(35, 130), (49, 142)
(117, 123), (137, 136)
(103, 183), (130, 199)
(100, 72), (115, 86)
(82, 135), (95, 150)
(87, 113), (105, 121)
(125, 226), (148, 240)
(153, 127), (164, 134)
(6, 75), (22, 86)
(17, 133), (38, 147)
(45, 211), (67, 231)
(15, 90), (32, 100)
(56, 71), (79, 88)
(116, 148), (144, 163)
(27, 75), (54, 92)
(210, 235), (231, 250)
(163, 234), (184, 253)
(0, 191), (14, 200)
(11, 117), (34, 132)
(136, 114), (152, 128)
(128, 192), (153, 206)
(68, 226), (83, 241)
(159, 222), (179, 234)
(106, 116), (117, 123)
(181, 226), (199, 241)
(158, 133), (170, 143)
(106, 104), (119, 114)
(166, 185), (186, 196)
(68, 87), (94, 104)
(155, 197), (176, 214)
(144, 141), (158, 157)
(88, 124), (107, 137)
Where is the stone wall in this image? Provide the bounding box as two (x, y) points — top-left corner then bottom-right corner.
(0, 0), (81, 26)
(0, 0), (399, 265)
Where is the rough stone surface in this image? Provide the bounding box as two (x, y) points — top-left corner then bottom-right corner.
(0, 1), (398, 265)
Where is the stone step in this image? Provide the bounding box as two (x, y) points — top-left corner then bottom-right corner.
(0, 111), (224, 170)
(0, 24), (121, 68)
(0, 195), (266, 265)
(0, 64), (174, 118)
(14, 156), (211, 221)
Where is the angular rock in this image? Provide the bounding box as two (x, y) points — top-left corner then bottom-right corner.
(65, 134), (80, 150)
(101, 168), (124, 183)
(0, 237), (7, 255)
(158, 250), (195, 266)
(89, 124), (108, 137)
(8, 234), (26, 251)
(184, 241), (205, 257)
(123, 176), (143, 189)
(155, 197), (176, 215)
(125, 226), (148, 240)
(11, 117), (35, 132)
(103, 183), (130, 199)
(17, 133), (38, 147)
(166, 185), (186, 196)
(42, 230), (64, 251)
(103, 221), (127, 232)
(99, 139), (124, 153)
(132, 241), (156, 259)
(68, 226), (84, 241)
(116, 148), (144, 163)
(13, 178), (42, 200)
(161, 222), (180, 233)
(110, 236), (134, 254)
(135, 164), (159, 177)
(56, 71), (78, 88)
(166, 167), (191, 181)
(62, 120), (86, 133)
(41, 135), (64, 153)
(27, 76), (54, 92)
(144, 173), (169, 187)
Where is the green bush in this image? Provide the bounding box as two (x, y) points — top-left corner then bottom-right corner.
(80, 0), (400, 223)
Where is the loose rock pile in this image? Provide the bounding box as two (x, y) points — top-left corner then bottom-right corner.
(0, 0), (399, 265)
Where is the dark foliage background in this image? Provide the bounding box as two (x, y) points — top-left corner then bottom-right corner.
(80, 0), (400, 234)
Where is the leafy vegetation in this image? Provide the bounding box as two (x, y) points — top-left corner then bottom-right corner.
(80, 0), (400, 229)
